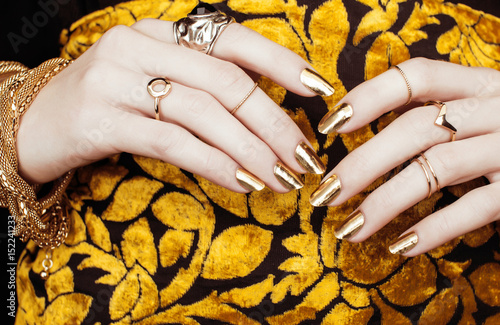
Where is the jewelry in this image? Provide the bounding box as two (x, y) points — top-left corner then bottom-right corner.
(412, 156), (432, 199)
(173, 11), (235, 55)
(0, 58), (75, 279)
(425, 100), (457, 142)
(391, 65), (412, 106)
(147, 77), (172, 121)
(412, 153), (440, 199)
(420, 153), (440, 191)
(230, 82), (258, 115)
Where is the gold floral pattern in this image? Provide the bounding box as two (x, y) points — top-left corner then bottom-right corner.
(16, 0), (500, 324)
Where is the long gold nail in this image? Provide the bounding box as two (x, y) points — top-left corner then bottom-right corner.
(300, 68), (335, 97)
(236, 168), (265, 192)
(318, 103), (353, 134)
(295, 142), (326, 174)
(389, 232), (418, 255)
(309, 174), (341, 207)
(334, 211), (364, 240)
(274, 162), (304, 190)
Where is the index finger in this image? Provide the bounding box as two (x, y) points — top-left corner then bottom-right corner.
(131, 18), (335, 97)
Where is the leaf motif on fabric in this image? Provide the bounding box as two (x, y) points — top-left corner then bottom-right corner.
(65, 209), (87, 246)
(227, 0), (286, 14)
(219, 274), (275, 308)
(469, 263), (500, 306)
(45, 266), (74, 302)
(267, 272), (340, 324)
(121, 217), (158, 275)
(109, 264), (159, 321)
(370, 289), (412, 325)
(158, 229), (194, 268)
(322, 303), (374, 325)
(195, 175), (249, 219)
(249, 187), (298, 226)
(418, 288), (458, 325)
(202, 225), (273, 280)
(379, 255), (437, 305)
(398, 2), (439, 46)
(341, 282), (370, 308)
(101, 176), (163, 222)
(89, 164), (129, 201)
(152, 192), (212, 230)
(365, 32), (410, 80)
(42, 293), (93, 325)
(85, 207), (112, 252)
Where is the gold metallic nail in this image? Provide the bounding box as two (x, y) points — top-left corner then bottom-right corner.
(274, 162), (304, 190)
(318, 103), (353, 134)
(236, 168), (265, 192)
(334, 211), (364, 240)
(295, 142), (326, 174)
(309, 174), (341, 207)
(300, 68), (335, 97)
(389, 232), (419, 255)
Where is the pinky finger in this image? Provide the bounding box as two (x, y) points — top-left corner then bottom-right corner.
(390, 182), (500, 256)
(110, 112), (262, 193)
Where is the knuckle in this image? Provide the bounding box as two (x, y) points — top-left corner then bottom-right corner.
(345, 147), (375, 175)
(406, 57), (433, 98)
(426, 145), (456, 181)
(210, 61), (248, 93)
(436, 211), (453, 235)
(94, 25), (131, 56)
(467, 188), (499, 223)
(183, 92), (217, 119)
(131, 18), (155, 30)
(150, 126), (185, 157)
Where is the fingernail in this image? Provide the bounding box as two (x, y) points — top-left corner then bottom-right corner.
(274, 161), (304, 190)
(300, 68), (335, 97)
(309, 174), (341, 207)
(236, 168), (265, 192)
(389, 232), (419, 255)
(318, 103), (353, 134)
(295, 142), (326, 174)
(334, 210), (364, 240)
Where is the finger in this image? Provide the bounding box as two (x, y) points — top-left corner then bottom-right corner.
(130, 19), (333, 97)
(84, 64), (314, 192)
(106, 111), (263, 193)
(89, 30), (326, 178)
(333, 133), (500, 243)
(318, 58), (500, 134)
(310, 96), (500, 207)
(391, 181), (500, 256)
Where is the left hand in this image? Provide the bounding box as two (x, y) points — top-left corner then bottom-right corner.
(309, 58), (500, 256)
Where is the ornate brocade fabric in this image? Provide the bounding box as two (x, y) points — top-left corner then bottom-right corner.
(16, 0), (500, 324)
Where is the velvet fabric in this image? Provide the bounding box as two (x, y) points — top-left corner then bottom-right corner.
(15, 0), (500, 324)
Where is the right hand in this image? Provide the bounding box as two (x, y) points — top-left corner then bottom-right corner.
(16, 18), (333, 193)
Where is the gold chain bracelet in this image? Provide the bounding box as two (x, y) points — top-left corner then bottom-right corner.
(0, 58), (74, 279)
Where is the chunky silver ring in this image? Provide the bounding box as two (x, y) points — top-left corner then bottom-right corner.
(173, 11), (235, 55)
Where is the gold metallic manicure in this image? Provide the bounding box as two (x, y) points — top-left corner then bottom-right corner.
(334, 211), (364, 240)
(274, 162), (304, 190)
(300, 68), (335, 97)
(295, 142), (326, 174)
(389, 232), (418, 255)
(318, 103), (353, 134)
(309, 174), (341, 207)
(236, 168), (265, 192)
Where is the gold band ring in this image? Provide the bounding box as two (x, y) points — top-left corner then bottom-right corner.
(424, 100), (457, 142)
(147, 78), (172, 121)
(230, 82), (259, 115)
(173, 11), (235, 55)
(412, 156), (432, 199)
(412, 153), (440, 199)
(391, 65), (412, 106)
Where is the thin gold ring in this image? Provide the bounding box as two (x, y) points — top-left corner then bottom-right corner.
(412, 156), (432, 199)
(420, 153), (440, 191)
(424, 100), (457, 142)
(230, 82), (258, 115)
(392, 65), (412, 106)
(147, 77), (172, 121)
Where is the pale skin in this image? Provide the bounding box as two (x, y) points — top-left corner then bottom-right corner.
(14, 19), (500, 256)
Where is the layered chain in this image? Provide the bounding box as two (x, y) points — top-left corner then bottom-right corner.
(0, 58), (74, 251)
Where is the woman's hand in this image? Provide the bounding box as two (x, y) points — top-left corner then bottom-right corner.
(310, 58), (500, 256)
(16, 18), (334, 193)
